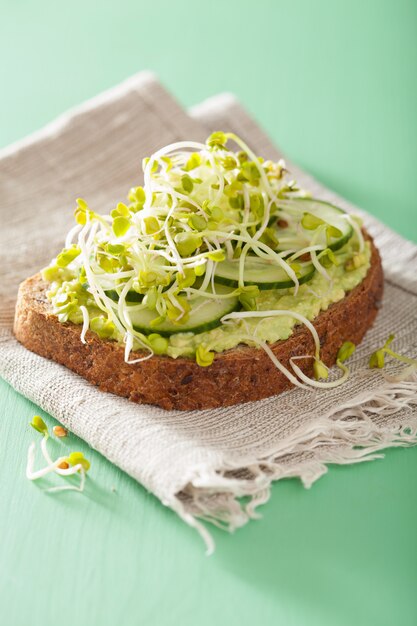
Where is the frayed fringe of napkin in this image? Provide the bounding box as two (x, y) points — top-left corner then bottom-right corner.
(170, 372), (417, 554)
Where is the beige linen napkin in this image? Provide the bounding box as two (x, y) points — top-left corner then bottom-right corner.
(1, 72), (416, 552)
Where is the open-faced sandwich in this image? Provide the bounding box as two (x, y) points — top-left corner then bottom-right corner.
(14, 132), (383, 410)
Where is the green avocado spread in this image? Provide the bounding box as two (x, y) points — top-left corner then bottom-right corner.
(44, 239), (371, 359)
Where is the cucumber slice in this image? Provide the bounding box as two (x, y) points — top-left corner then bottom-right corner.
(129, 286), (239, 337)
(274, 198), (353, 253)
(297, 198), (353, 251)
(106, 289), (143, 303)
(214, 257), (315, 290)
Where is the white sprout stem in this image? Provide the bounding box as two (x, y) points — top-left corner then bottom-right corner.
(26, 441), (72, 480)
(185, 287), (240, 300)
(290, 357), (350, 389)
(343, 214), (365, 252)
(46, 469), (86, 493)
(124, 331), (154, 364)
(238, 243), (251, 288)
(39, 436), (84, 478)
(116, 275), (154, 362)
(288, 244), (326, 260)
(198, 259), (215, 293)
(65, 223), (82, 248)
(310, 249), (331, 282)
(222, 332), (309, 390)
(80, 305), (89, 344)
(251, 199), (274, 243)
(308, 226), (331, 282)
(202, 149), (225, 205)
(260, 341), (309, 390)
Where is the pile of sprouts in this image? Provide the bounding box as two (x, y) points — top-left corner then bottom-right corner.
(43, 131), (368, 388)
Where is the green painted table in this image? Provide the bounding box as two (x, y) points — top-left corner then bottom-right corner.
(1, 2), (416, 625)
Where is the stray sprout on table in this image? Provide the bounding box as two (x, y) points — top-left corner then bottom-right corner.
(26, 416), (90, 493)
(369, 334), (417, 381)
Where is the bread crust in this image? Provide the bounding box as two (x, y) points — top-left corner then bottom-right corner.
(13, 236), (383, 410)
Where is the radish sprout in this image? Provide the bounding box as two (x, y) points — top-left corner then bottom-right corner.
(26, 417), (90, 493)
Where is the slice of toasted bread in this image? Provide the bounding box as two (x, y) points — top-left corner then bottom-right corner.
(13, 235), (383, 410)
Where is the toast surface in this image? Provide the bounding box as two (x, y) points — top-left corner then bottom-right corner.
(13, 237), (383, 410)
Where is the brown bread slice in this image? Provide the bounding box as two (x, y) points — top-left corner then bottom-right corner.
(13, 236), (383, 411)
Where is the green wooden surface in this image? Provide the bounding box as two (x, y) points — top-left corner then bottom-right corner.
(1, 1), (416, 625)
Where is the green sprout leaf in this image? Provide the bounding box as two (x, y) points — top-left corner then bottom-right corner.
(74, 198), (90, 225)
(128, 186), (146, 209)
(301, 212), (325, 230)
(196, 344), (215, 367)
(111, 203), (130, 218)
(142, 157), (158, 173)
(313, 359), (329, 380)
(143, 216), (160, 235)
(176, 268), (197, 289)
(239, 161), (261, 185)
(165, 295), (190, 324)
(221, 156), (237, 170)
(250, 193), (264, 216)
(369, 349), (385, 369)
(149, 315), (166, 329)
(206, 249), (226, 263)
(384, 334), (395, 348)
(112, 216), (130, 238)
(183, 153), (202, 171)
(56, 246), (81, 268)
(207, 131), (227, 149)
(229, 194), (244, 210)
(238, 285), (260, 311)
(259, 227), (279, 250)
(368, 333), (417, 371)
(318, 248), (340, 267)
(337, 341), (356, 363)
(194, 262), (206, 277)
(174, 232), (202, 257)
(326, 225), (343, 240)
(181, 174), (194, 193)
(188, 214), (207, 231)
(106, 243), (125, 255)
(90, 317), (115, 339)
(160, 156), (173, 172)
(68, 452), (90, 472)
(209, 206), (224, 221)
(30, 415), (48, 436)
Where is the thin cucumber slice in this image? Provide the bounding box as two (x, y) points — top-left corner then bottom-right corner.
(214, 257), (315, 290)
(296, 198), (353, 251)
(275, 197), (353, 253)
(130, 286), (239, 337)
(106, 289), (143, 303)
